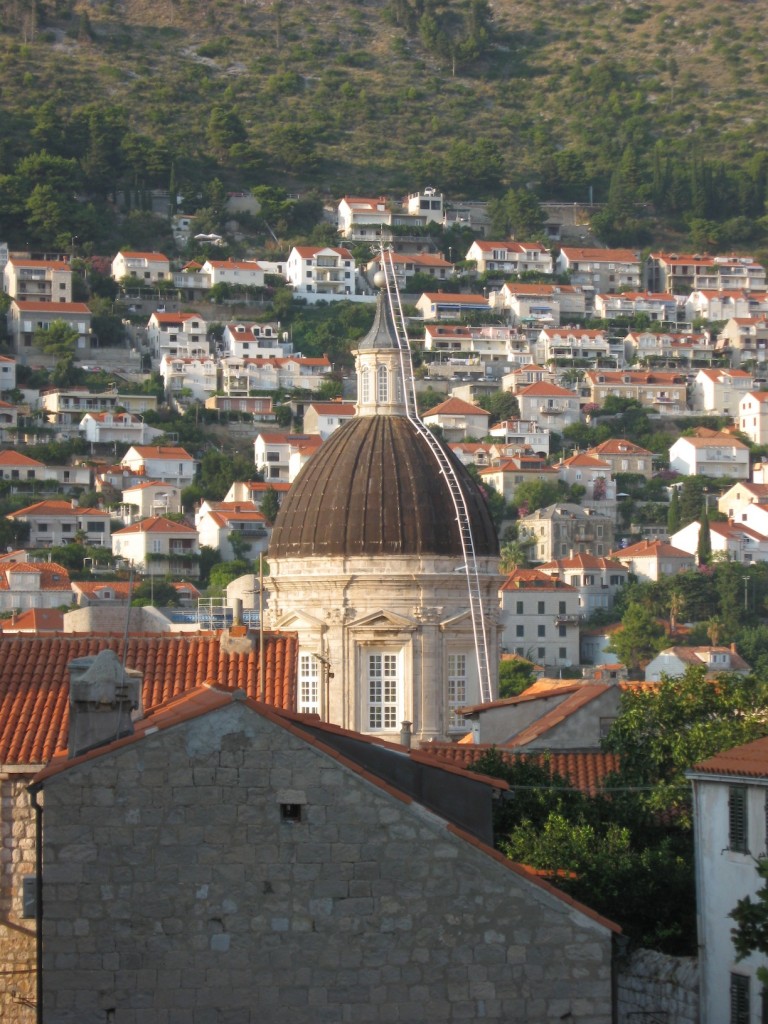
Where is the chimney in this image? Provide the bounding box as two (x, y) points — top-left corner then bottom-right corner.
(68, 650), (143, 758)
(399, 721), (412, 749)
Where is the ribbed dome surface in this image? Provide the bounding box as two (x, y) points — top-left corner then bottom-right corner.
(270, 415), (499, 558)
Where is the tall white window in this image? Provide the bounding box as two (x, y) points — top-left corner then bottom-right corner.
(447, 653), (467, 731)
(298, 654), (319, 715)
(367, 651), (398, 730)
(377, 364), (389, 404)
(360, 367), (370, 404)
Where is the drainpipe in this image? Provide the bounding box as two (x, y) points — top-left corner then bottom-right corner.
(29, 784), (43, 1024)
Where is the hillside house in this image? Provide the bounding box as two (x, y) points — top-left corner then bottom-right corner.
(112, 515), (200, 577)
(7, 499), (111, 548)
(422, 397), (490, 441)
(195, 499), (269, 561)
(0, 561), (74, 612)
(534, 327), (612, 365)
(738, 391), (768, 445)
(691, 368), (753, 416)
(220, 321), (291, 359)
(3, 257), (72, 303)
(302, 401), (356, 439)
(120, 445), (197, 488)
(669, 434), (750, 479)
(119, 480), (181, 521)
(7, 300), (91, 353)
(415, 292), (490, 320)
(160, 354), (218, 404)
(479, 455), (559, 503)
(645, 645), (750, 682)
(516, 381), (581, 428)
(111, 250), (170, 284)
(518, 504), (615, 563)
(254, 431), (323, 483)
(465, 240), (553, 276)
(286, 245), (357, 297)
(612, 539), (695, 582)
(499, 569), (580, 668)
(147, 311), (208, 360)
(584, 369), (687, 413)
(537, 553), (628, 615)
(585, 438), (654, 480)
(199, 258), (267, 289)
(79, 411), (160, 447)
(555, 247), (641, 302)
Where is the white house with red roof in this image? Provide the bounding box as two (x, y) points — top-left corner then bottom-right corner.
(120, 445), (197, 488)
(464, 240), (553, 276)
(111, 251), (170, 284)
(159, 353), (217, 404)
(612, 538), (695, 581)
(7, 499), (111, 548)
(718, 481), (768, 520)
(686, 289), (753, 322)
(0, 561), (74, 612)
(671, 518), (768, 564)
(7, 300), (92, 352)
(220, 354), (331, 394)
(286, 245), (357, 297)
(584, 369), (688, 413)
(195, 500), (269, 561)
(414, 292), (490, 321)
(479, 455), (559, 503)
(516, 381), (581, 428)
(554, 247), (641, 299)
(593, 291), (676, 324)
(0, 354), (16, 394)
(3, 256), (72, 303)
(503, 363), (555, 393)
(0, 449), (46, 481)
(119, 480), (182, 522)
(79, 411), (161, 446)
(199, 258), (267, 289)
(646, 252), (767, 293)
(254, 431), (322, 483)
(534, 327), (612, 365)
(718, 316), (768, 367)
(147, 310), (207, 359)
(488, 418), (551, 455)
(645, 645), (750, 683)
(669, 433), (750, 479)
(585, 438), (654, 479)
(536, 552), (628, 613)
(687, 735), (768, 1024)
(224, 480), (291, 510)
(422, 397), (490, 441)
(221, 321), (292, 359)
(624, 330), (712, 367)
(499, 569), (581, 668)
(337, 196), (390, 240)
(112, 515), (200, 577)
(556, 452), (616, 513)
(691, 367), (754, 416)
(494, 281), (587, 324)
(739, 391), (768, 445)
(369, 251), (454, 291)
(303, 401), (356, 439)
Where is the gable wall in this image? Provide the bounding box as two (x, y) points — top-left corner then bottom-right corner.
(39, 704), (613, 1023)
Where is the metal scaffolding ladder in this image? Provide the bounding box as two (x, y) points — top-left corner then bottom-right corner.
(378, 246), (494, 703)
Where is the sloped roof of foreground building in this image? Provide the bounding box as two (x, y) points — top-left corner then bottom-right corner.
(0, 631), (297, 765)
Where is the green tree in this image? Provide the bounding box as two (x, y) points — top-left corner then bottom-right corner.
(667, 486), (681, 535)
(131, 579), (180, 607)
(260, 487), (281, 525)
(33, 321), (79, 359)
(488, 187), (546, 240)
(607, 602), (666, 675)
(498, 658), (536, 698)
(698, 502), (712, 565)
(603, 666), (768, 824)
(512, 479), (564, 516)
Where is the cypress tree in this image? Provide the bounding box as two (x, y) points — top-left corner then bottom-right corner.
(697, 502), (712, 565)
(667, 487), (681, 536)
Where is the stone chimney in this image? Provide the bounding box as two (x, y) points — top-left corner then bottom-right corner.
(68, 649), (143, 758)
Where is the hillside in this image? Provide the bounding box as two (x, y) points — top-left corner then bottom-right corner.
(0, 0), (766, 250)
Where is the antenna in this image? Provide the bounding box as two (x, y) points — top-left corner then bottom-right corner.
(377, 246), (494, 703)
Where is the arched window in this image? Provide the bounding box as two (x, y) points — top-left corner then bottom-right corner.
(377, 364), (389, 404)
(360, 367), (370, 404)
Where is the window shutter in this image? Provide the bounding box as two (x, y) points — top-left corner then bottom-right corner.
(729, 786), (748, 853)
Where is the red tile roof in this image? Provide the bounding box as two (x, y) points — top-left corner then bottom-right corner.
(690, 736), (768, 778)
(7, 500), (109, 520)
(0, 608), (64, 633)
(421, 743), (622, 796)
(0, 450), (45, 467)
(0, 631), (298, 765)
(423, 397), (489, 417)
(113, 515), (197, 536)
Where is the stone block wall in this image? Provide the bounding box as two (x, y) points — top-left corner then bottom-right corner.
(0, 775), (37, 1024)
(617, 948), (698, 1024)
(39, 700), (615, 1023)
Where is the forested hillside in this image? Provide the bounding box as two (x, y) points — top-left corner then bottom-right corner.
(1, 0), (767, 253)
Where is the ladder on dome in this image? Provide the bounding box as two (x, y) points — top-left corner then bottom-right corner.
(377, 246), (494, 704)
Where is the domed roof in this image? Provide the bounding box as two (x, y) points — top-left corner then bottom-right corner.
(269, 416), (499, 559)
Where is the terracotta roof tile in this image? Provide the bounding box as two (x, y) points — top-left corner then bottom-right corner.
(420, 743), (622, 796)
(690, 735), (768, 778)
(0, 631), (297, 765)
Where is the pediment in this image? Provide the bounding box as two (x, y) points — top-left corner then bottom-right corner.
(270, 608), (326, 631)
(347, 608), (416, 631)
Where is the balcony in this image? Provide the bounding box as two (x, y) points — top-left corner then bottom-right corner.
(555, 614), (581, 625)
(539, 405), (564, 415)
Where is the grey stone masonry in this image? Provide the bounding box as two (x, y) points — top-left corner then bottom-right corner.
(38, 700), (615, 1023)
(0, 774), (37, 1024)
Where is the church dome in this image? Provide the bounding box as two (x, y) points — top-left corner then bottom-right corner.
(269, 415), (498, 559)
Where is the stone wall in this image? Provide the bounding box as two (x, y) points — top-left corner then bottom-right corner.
(63, 605), (170, 633)
(40, 699), (615, 1023)
(617, 948), (698, 1024)
(0, 774), (38, 1024)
